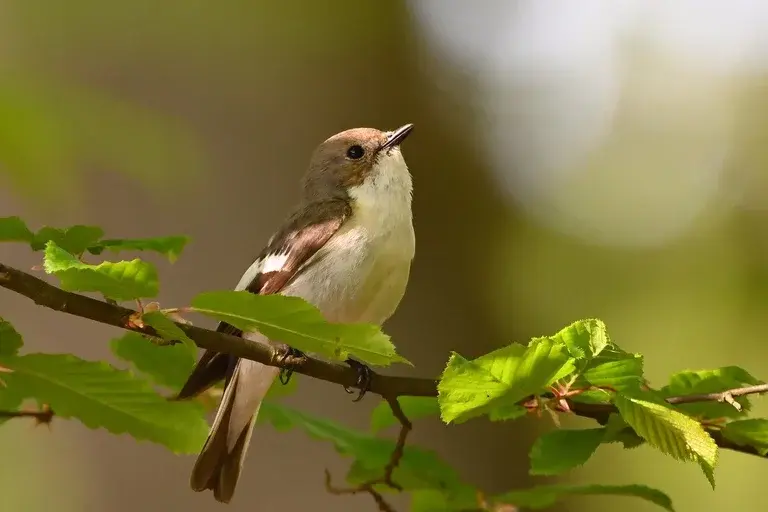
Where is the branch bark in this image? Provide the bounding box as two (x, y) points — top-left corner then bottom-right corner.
(1, 262), (766, 460)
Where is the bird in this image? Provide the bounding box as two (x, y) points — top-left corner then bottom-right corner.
(175, 124), (416, 503)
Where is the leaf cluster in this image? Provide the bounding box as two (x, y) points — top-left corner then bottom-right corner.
(3, 218), (768, 511)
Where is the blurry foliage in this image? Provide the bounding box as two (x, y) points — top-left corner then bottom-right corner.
(0, 74), (205, 199)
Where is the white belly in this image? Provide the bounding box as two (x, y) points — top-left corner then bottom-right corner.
(283, 220), (415, 325)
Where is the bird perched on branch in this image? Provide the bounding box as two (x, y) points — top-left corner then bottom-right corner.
(175, 124), (416, 503)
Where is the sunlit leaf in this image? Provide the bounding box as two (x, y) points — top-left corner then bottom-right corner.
(0, 353), (208, 453)
(43, 241), (158, 300)
(190, 291), (408, 367)
(553, 319), (609, 360)
(614, 392), (718, 488)
(438, 338), (574, 424)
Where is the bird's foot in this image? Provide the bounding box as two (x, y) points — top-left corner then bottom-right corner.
(344, 359), (373, 402)
(275, 346), (306, 385)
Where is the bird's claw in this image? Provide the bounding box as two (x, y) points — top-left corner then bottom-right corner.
(343, 359), (373, 402)
(276, 346), (305, 385)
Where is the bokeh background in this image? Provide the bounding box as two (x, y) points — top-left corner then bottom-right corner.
(2, 1), (768, 511)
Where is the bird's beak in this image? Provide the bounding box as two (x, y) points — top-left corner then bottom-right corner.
(381, 123), (414, 151)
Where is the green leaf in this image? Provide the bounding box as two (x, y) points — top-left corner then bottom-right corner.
(0, 318), (23, 357)
(603, 413), (646, 449)
(410, 487), (479, 512)
(43, 241), (159, 300)
(583, 357), (644, 391)
(0, 353), (208, 453)
(110, 332), (196, 391)
(0, 385), (24, 425)
(370, 397), (440, 433)
(660, 367), (762, 419)
(614, 392), (718, 488)
(553, 319), (609, 360)
(721, 419), (768, 456)
(0, 216), (34, 243)
(88, 236), (190, 263)
(31, 225), (104, 255)
(346, 448), (462, 493)
(529, 428), (606, 475)
(438, 338), (575, 424)
(258, 402), (461, 492)
(142, 311), (196, 350)
(493, 484), (674, 511)
(190, 291), (408, 367)
(488, 403), (528, 422)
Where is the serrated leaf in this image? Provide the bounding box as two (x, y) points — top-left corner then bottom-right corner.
(438, 339), (575, 424)
(583, 356), (645, 392)
(258, 402), (461, 491)
(529, 428), (605, 475)
(553, 319), (609, 360)
(493, 483), (674, 511)
(0, 216), (34, 243)
(614, 393), (718, 488)
(0, 318), (23, 357)
(142, 311), (196, 350)
(43, 241), (158, 300)
(660, 367), (762, 419)
(721, 419), (768, 456)
(370, 397), (440, 433)
(31, 225), (104, 255)
(88, 236), (189, 263)
(190, 291), (408, 367)
(110, 332), (196, 391)
(0, 353), (208, 453)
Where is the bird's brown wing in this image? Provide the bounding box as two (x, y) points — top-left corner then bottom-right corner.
(174, 199), (351, 400)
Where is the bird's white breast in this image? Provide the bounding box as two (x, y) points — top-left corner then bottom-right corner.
(285, 149), (415, 325)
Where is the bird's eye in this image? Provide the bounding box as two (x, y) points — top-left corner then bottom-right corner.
(346, 145), (365, 160)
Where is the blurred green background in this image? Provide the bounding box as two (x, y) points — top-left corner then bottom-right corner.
(2, 1), (768, 511)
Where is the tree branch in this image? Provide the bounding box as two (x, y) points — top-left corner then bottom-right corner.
(0, 262), (435, 398)
(1, 261), (766, 462)
(324, 397), (413, 511)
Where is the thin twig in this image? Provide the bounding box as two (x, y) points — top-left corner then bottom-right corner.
(0, 404), (54, 426)
(2, 261), (768, 462)
(323, 397), (412, 511)
(665, 383), (768, 411)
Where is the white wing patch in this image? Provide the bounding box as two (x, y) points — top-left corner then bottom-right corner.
(234, 251), (290, 291)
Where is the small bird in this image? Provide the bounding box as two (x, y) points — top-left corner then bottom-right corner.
(175, 124), (416, 503)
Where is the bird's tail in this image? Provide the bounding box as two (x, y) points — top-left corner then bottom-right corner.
(190, 358), (280, 503)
